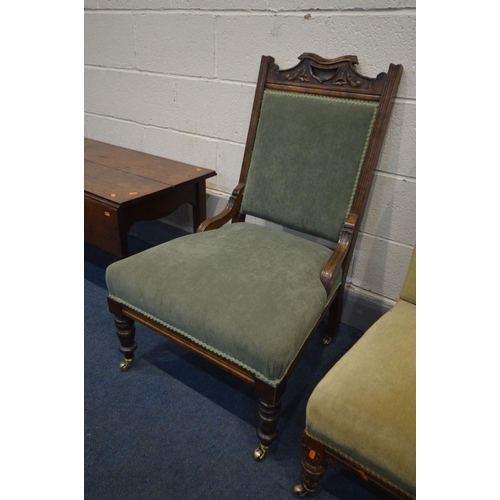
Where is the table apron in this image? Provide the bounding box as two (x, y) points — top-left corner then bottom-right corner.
(85, 181), (206, 258)
(84, 197), (125, 257)
(119, 182), (200, 230)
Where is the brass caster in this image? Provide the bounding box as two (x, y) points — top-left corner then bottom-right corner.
(293, 483), (310, 498)
(322, 335), (332, 346)
(119, 358), (133, 372)
(253, 443), (270, 461)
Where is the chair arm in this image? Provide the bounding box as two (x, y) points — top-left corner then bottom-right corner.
(197, 183), (246, 232)
(320, 214), (357, 294)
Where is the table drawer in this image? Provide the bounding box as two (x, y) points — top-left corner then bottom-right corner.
(84, 197), (123, 257)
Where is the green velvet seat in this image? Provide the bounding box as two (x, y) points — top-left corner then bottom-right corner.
(106, 223), (339, 385)
(295, 248), (416, 499)
(104, 54), (403, 461)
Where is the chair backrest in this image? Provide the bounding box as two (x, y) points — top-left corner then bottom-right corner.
(400, 247), (416, 305)
(238, 54), (403, 244)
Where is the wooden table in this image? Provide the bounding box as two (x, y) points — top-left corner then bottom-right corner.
(84, 139), (216, 258)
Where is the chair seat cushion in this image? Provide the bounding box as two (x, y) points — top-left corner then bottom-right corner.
(306, 299), (416, 496)
(106, 223), (338, 385)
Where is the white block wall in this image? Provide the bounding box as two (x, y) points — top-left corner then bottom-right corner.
(84, 1), (416, 322)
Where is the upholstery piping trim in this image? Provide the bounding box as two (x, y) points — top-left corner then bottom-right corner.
(108, 294), (268, 380)
(304, 431), (415, 499)
(108, 281), (340, 387)
(264, 89), (379, 108)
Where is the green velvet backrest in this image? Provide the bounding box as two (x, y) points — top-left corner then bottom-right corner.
(241, 90), (379, 243)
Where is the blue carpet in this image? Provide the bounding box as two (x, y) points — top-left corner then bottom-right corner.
(84, 234), (391, 500)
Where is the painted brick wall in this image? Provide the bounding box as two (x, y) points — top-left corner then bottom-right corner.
(84, 1), (416, 317)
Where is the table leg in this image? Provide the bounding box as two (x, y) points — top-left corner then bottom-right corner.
(193, 181), (207, 233)
(117, 214), (129, 258)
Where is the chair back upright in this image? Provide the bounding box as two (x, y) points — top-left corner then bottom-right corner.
(400, 248), (416, 305)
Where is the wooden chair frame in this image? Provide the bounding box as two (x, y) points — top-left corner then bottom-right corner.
(108, 53), (403, 460)
(294, 433), (414, 499)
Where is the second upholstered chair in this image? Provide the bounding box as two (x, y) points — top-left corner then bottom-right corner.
(294, 248), (416, 498)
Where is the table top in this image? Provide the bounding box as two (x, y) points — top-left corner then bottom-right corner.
(84, 139), (216, 205)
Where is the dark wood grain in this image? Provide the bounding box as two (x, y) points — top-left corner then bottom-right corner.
(267, 53), (388, 97)
(84, 139), (216, 258)
(85, 139), (214, 187)
(85, 160), (170, 205)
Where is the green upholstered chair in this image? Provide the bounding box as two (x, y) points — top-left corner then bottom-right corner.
(293, 248), (416, 499)
(105, 54), (403, 460)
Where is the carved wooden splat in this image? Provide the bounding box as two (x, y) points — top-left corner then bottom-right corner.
(268, 53), (387, 95)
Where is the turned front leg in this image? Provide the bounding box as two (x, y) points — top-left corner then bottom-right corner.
(254, 397), (282, 460)
(293, 434), (327, 497)
(253, 379), (286, 460)
(323, 286), (344, 346)
(114, 316), (137, 371)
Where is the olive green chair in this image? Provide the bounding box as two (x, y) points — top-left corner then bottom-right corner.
(294, 248), (416, 499)
(105, 54), (403, 460)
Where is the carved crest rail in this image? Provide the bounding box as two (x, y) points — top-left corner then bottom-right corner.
(266, 53), (387, 98)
